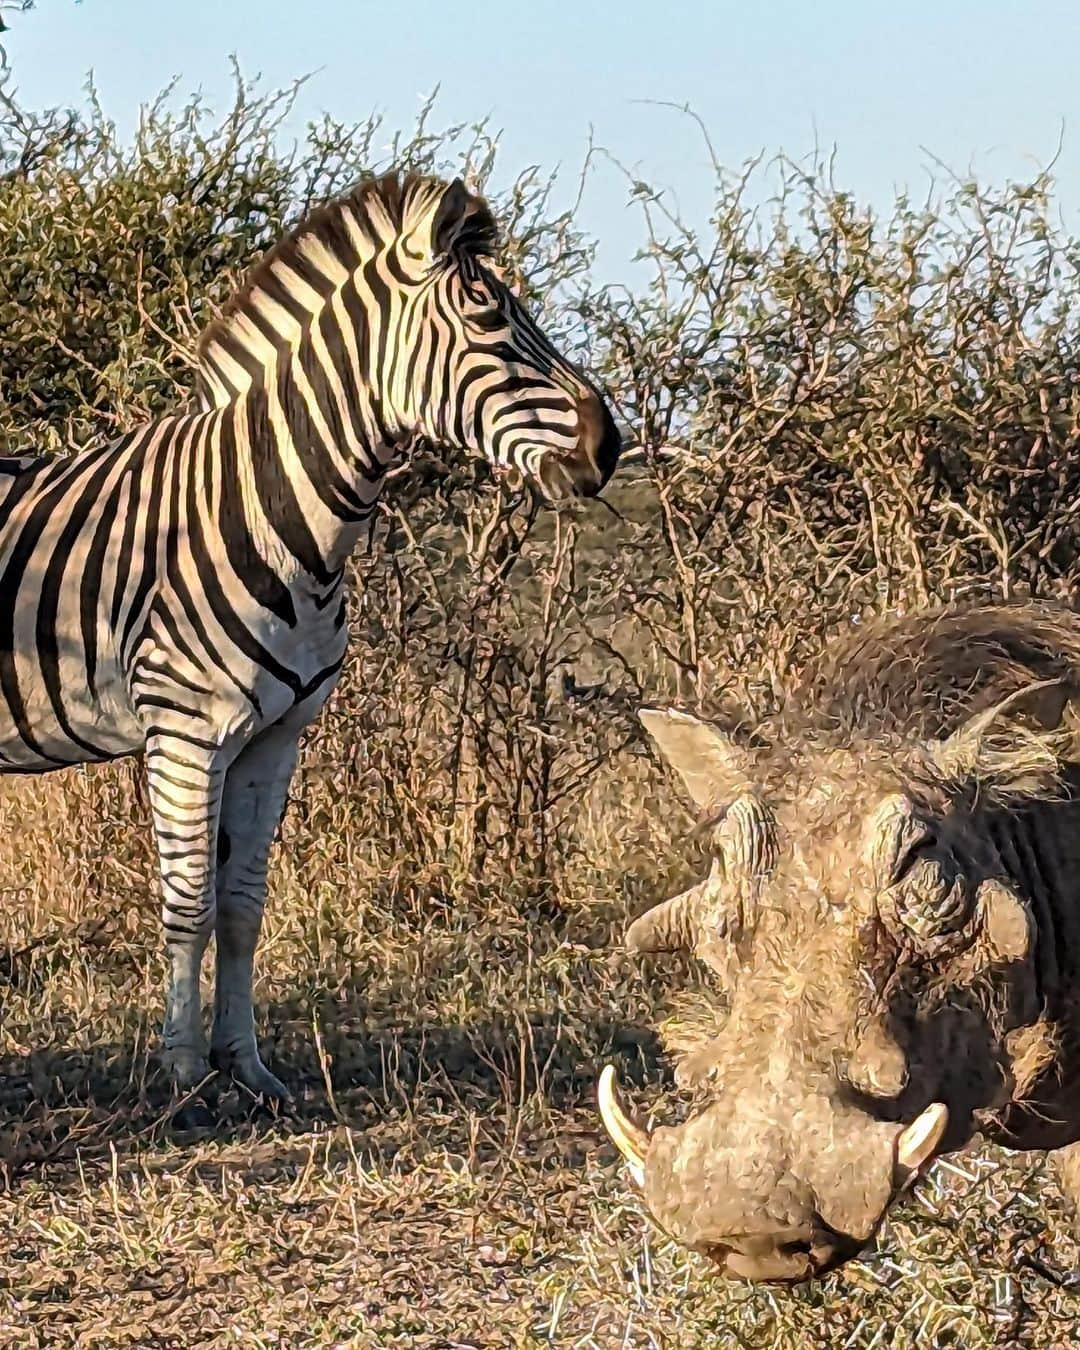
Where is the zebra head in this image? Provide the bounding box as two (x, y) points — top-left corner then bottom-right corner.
(388, 176), (622, 500)
(196, 173), (621, 505)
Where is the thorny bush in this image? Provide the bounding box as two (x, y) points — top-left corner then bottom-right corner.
(2, 75), (1080, 895)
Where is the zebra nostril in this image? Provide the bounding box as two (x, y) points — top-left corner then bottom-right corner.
(575, 392), (621, 491)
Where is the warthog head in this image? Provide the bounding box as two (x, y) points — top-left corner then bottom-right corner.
(601, 603), (1080, 1282)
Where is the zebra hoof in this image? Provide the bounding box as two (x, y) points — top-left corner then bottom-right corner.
(237, 1066), (293, 1109)
(172, 1098), (218, 1131)
(163, 1050), (214, 1095)
(212, 1050), (293, 1106)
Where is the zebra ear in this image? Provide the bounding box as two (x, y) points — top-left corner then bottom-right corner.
(430, 178), (473, 257)
(428, 178), (496, 260)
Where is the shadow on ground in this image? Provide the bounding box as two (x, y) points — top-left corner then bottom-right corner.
(0, 961), (668, 1184)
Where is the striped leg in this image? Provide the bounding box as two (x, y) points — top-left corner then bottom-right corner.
(145, 733), (226, 1089)
(210, 726), (299, 1101)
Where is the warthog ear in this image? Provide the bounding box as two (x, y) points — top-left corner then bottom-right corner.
(638, 707), (755, 813)
(928, 678), (1072, 797)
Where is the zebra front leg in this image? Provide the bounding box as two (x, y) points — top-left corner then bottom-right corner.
(145, 733), (226, 1090)
(210, 727), (299, 1102)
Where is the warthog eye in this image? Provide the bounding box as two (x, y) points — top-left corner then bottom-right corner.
(891, 829), (933, 885)
(881, 854), (973, 951)
(895, 872), (969, 940)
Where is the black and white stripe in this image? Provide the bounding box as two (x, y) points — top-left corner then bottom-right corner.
(0, 172), (620, 1096)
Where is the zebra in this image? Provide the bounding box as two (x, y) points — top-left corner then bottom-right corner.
(0, 172), (621, 1101)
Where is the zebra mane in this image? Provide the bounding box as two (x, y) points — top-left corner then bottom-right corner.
(194, 171), (498, 382)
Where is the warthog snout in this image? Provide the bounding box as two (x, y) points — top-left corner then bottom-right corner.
(599, 1065), (949, 1282)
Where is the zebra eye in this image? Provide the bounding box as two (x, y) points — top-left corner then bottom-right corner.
(470, 308), (506, 333)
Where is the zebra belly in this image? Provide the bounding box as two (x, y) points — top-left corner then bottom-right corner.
(0, 441), (149, 770)
(0, 429), (348, 772)
(0, 659), (144, 771)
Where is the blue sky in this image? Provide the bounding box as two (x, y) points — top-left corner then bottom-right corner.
(7, 1), (1080, 276)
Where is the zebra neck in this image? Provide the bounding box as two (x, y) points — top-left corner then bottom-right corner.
(194, 288), (410, 569)
(225, 387), (394, 583)
(193, 236), (417, 576)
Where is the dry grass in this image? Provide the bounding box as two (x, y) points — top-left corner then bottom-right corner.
(0, 714), (1078, 1348)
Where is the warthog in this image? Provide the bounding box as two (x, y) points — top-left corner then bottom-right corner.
(600, 601), (1080, 1281)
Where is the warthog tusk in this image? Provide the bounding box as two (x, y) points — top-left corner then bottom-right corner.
(895, 1101), (948, 1188)
(598, 1065), (650, 1186)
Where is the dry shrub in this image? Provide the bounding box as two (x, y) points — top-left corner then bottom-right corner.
(3, 69), (1080, 1345)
